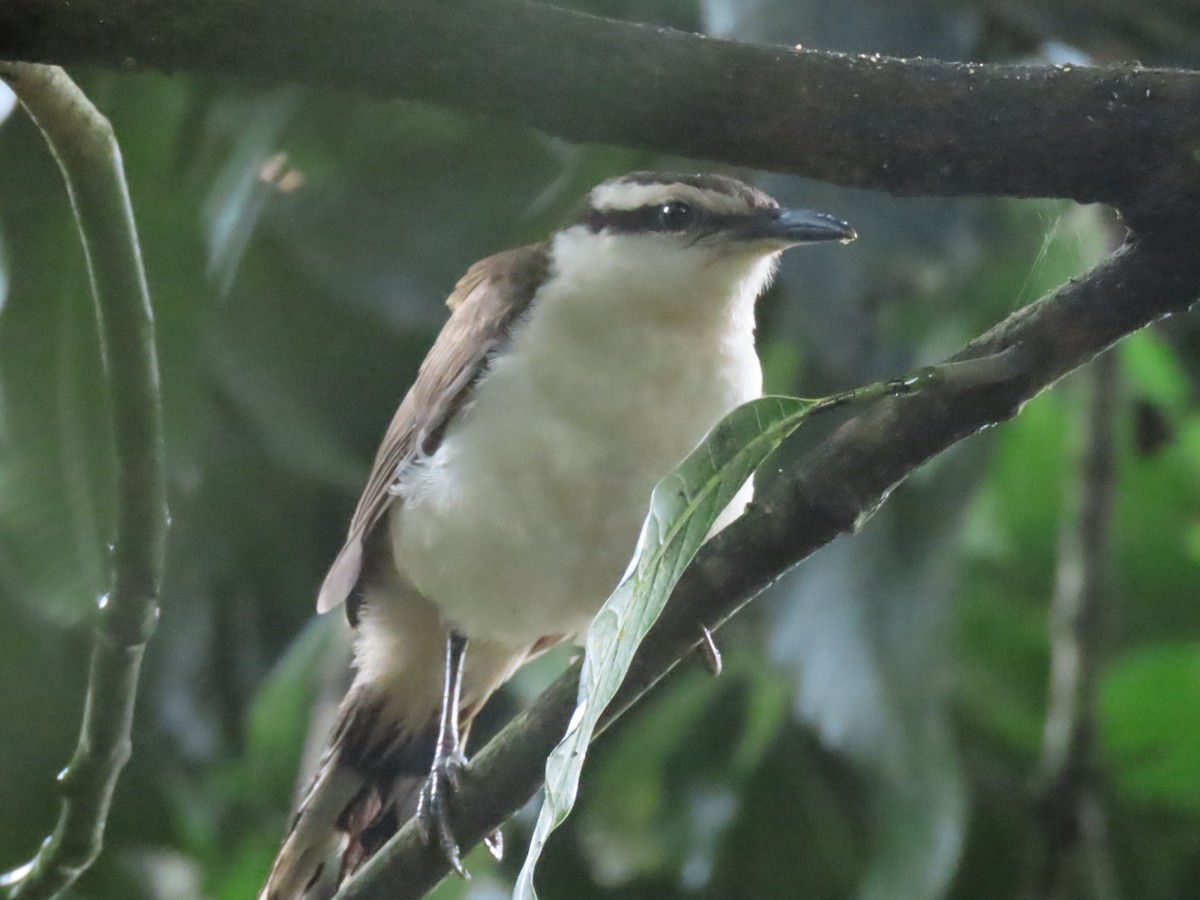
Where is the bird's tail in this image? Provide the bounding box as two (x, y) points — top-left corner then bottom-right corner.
(259, 691), (437, 900)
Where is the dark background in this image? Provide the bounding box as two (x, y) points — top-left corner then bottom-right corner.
(0, 1), (1197, 897)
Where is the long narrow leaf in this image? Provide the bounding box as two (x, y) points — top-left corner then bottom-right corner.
(511, 364), (937, 899)
(515, 394), (832, 898)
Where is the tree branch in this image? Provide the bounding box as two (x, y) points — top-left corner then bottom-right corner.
(1033, 351), (1122, 900)
(2, 0), (1200, 205)
(332, 231), (1198, 898)
(0, 64), (167, 900)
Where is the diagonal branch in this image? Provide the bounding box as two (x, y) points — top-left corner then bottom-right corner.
(333, 233), (1199, 899)
(2, 0), (1200, 205)
(0, 63), (167, 900)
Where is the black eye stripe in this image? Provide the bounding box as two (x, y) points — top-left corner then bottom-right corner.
(586, 203), (745, 235)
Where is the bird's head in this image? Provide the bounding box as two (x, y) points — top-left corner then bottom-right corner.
(550, 172), (856, 321)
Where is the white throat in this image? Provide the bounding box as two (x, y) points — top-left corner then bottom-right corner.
(544, 225), (778, 331)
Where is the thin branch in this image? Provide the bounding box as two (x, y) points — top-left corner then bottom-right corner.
(0, 63), (167, 900)
(1032, 351), (1122, 900)
(333, 235), (1199, 899)
(2, 0), (1200, 206)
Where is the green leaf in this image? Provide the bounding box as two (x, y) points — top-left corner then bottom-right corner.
(1101, 643), (1200, 812)
(0, 111), (122, 623)
(1120, 330), (1191, 418)
(245, 615), (345, 799)
(514, 394), (841, 899)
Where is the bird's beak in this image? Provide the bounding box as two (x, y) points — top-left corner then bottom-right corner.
(736, 207), (857, 246)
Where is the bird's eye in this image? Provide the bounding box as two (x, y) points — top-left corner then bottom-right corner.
(656, 201), (694, 230)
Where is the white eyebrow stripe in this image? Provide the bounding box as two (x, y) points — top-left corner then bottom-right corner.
(590, 182), (750, 216)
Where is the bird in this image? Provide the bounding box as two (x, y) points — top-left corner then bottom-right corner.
(260, 172), (855, 898)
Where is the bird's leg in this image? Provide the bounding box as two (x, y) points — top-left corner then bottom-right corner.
(417, 631), (470, 876)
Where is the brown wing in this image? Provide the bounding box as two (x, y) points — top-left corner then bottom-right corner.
(316, 243), (550, 615)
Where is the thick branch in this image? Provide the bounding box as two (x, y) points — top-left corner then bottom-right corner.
(334, 233), (1198, 898)
(2, 0), (1200, 205)
(0, 64), (167, 900)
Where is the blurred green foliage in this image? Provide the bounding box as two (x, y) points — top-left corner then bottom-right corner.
(0, 1), (1197, 898)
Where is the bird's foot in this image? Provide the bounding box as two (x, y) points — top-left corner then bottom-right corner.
(416, 749), (469, 877)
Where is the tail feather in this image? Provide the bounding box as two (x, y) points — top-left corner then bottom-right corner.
(261, 584), (537, 898)
(260, 692), (439, 900)
(260, 755), (364, 900)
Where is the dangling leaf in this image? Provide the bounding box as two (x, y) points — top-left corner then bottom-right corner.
(514, 379), (916, 899)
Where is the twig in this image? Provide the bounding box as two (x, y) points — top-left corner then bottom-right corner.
(333, 236), (1199, 899)
(1, 0), (1199, 205)
(1032, 350), (1122, 900)
(0, 63), (167, 900)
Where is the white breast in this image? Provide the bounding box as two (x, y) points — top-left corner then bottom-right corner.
(389, 229), (771, 647)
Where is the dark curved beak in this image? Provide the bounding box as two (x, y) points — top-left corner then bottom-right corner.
(737, 207), (857, 246)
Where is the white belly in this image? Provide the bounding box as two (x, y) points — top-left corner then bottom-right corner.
(389, 283), (762, 647)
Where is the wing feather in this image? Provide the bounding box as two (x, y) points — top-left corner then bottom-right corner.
(316, 244), (550, 614)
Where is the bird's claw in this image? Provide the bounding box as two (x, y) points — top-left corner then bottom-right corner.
(416, 749), (470, 878)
